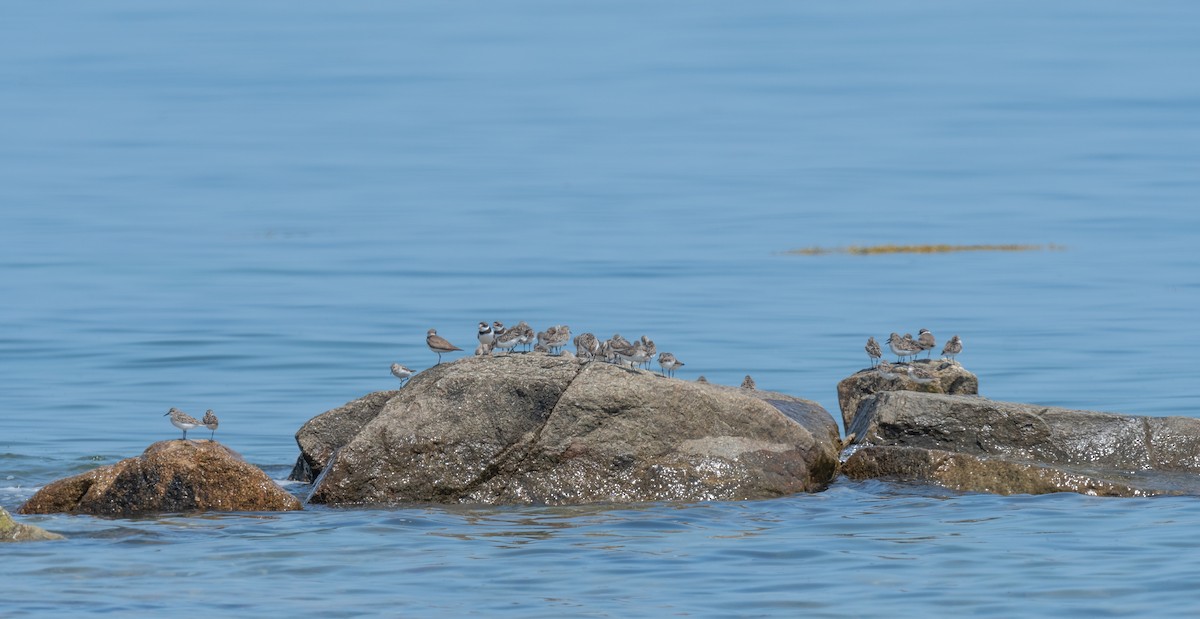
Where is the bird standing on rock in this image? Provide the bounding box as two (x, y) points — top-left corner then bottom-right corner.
(164, 407), (203, 440)
(865, 336), (882, 367)
(202, 409), (219, 441)
(477, 322), (495, 348)
(917, 328), (936, 359)
(426, 328), (462, 364)
(942, 335), (963, 363)
(390, 363), (414, 385)
(657, 352), (683, 377)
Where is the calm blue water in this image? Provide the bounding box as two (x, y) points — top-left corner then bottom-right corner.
(3, 1), (1200, 616)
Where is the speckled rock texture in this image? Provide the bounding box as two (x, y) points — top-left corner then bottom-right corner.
(0, 506), (64, 542)
(19, 440), (302, 516)
(843, 391), (1200, 496)
(301, 354), (841, 506)
(836, 359), (978, 429)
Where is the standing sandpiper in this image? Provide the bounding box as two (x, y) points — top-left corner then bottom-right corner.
(202, 409), (219, 441)
(657, 352), (684, 377)
(493, 327), (521, 355)
(886, 332), (921, 362)
(164, 407), (203, 440)
(390, 363), (414, 386)
(942, 335), (963, 363)
(865, 337), (882, 367)
(741, 375), (756, 389)
(427, 328), (462, 364)
(574, 332), (600, 361)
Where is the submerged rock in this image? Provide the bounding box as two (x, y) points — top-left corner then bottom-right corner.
(836, 360), (978, 429)
(843, 391), (1200, 496)
(0, 506), (64, 542)
(19, 440), (302, 516)
(842, 446), (1179, 497)
(301, 354), (840, 506)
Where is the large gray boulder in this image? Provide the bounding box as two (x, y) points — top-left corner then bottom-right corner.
(836, 360), (978, 429)
(843, 391), (1200, 496)
(1, 506), (64, 542)
(301, 354), (841, 506)
(289, 390), (398, 483)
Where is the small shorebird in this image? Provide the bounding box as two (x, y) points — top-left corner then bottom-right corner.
(164, 407), (203, 440)
(493, 327), (521, 355)
(514, 321), (535, 352)
(657, 352), (683, 377)
(616, 341), (649, 369)
(477, 321), (495, 348)
(741, 375), (756, 389)
(876, 361), (899, 380)
(942, 335), (963, 363)
(426, 328), (462, 364)
(202, 409), (219, 441)
(548, 325), (571, 354)
(574, 332), (600, 361)
(535, 326), (555, 352)
(475, 342), (492, 356)
(639, 336), (656, 369)
(917, 328), (936, 359)
(907, 365), (935, 384)
(865, 336), (882, 367)
(604, 334), (631, 363)
(390, 363), (414, 386)
(886, 332), (921, 362)
(697, 375), (708, 383)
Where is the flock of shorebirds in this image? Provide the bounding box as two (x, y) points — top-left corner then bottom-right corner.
(162, 323), (965, 439)
(164, 407), (219, 441)
(864, 329), (963, 384)
(389, 321), (687, 388)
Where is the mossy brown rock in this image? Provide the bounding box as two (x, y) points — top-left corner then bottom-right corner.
(19, 440), (302, 516)
(1, 506), (64, 542)
(302, 354), (840, 506)
(837, 360), (978, 429)
(843, 391), (1200, 496)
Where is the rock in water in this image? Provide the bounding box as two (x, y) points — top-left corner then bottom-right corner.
(302, 354), (840, 506)
(289, 390), (399, 483)
(19, 440), (302, 516)
(836, 360), (978, 429)
(0, 506), (64, 542)
(843, 390), (1200, 496)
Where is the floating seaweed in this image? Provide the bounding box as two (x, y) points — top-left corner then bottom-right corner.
(785, 244), (1064, 256)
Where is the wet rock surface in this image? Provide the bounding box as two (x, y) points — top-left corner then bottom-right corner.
(20, 440), (302, 516)
(1, 506), (64, 542)
(289, 390), (399, 483)
(836, 359), (978, 429)
(300, 354), (841, 506)
(843, 391), (1200, 496)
